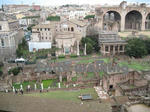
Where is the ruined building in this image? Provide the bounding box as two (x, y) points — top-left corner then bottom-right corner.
(0, 12), (24, 61)
(95, 1), (150, 31)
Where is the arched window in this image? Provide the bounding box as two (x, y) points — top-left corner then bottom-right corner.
(1, 39), (4, 47)
(71, 27), (74, 32)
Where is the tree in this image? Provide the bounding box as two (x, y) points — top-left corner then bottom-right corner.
(125, 38), (148, 58)
(144, 39), (150, 54)
(84, 15), (95, 19)
(80, 36), (99, 54)
(27, 24), (35, 31)
(16, 38), (29, 58)
(0, 62), (3, 77)
(46, 16), (60, 21)
(8, 67), (22, 76)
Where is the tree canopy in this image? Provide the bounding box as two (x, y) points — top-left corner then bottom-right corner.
(80, 36), (99, 54)
(84, 15), (95, 19)
(46, 16), (60, 21)
(125, 38), (148, 58)
(16, 38), (29, 58)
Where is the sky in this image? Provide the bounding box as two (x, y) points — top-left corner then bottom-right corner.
(0, 0), (150, 6)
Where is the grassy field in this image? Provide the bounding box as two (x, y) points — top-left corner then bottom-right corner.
(119, 61), (150, 71)
(13, 79), (60, 89)
(77, 58), (109, 64)
(119, 31), (150, 38)
(26, 88), (98, 102)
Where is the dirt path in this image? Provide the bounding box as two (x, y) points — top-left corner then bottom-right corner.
(0, 93), (111, 112)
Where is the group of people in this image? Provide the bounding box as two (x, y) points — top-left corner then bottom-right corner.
(14, 89), (24, 95)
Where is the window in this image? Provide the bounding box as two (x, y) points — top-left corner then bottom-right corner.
(120, 45), (123, 50)
(115, 46), (118, 51)
(42, 37), (43, 39)
(48, 28), (50, 31)
(37, 28), (39, 31)
(40, 28), (42, 31)
(0, 26), (2, 30)
(71, 27), (74, 32)
(68, 28), (70, 31)
(105, 46), (108, 52)
(1, 39), (4, 47)
(45, 28), (47, 31)
(46, 37), (47, 39)
(49, 37), (51, 40)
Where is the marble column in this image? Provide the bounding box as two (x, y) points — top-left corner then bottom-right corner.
(141, 16), (146, 31)
(113, 45), (115, 55)
(121, 14), (125, 31)
(77, 41), (80, 56)
(103, 45), (105, 55)
(84, 43), (87, 55)
(34, 84), (37, 90)
(41, 83), (43, 91)
(58, 82), (61, 88)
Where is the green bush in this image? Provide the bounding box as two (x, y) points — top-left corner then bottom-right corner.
(8, 67), (22, 76)
(72, 77), (77, 82)
(84, 15), (95, 19)
(70, 54), (78, 58)
(46, 16), (60, 21)
(125, 38), (148, 58)
(58, 55), (65, 59)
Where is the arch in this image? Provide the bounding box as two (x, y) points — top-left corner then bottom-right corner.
(145, 13), (150, 30)
(1, 38), (4, 47)
(71, 27), (74, 32)
(103, 11), (121, 31)
(125, 10), (142, 30)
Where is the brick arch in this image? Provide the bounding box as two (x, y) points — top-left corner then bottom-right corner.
(125, 10), (143, 30)
(102, 10), (121, 17)
(102, 10), (121, 31)
(125, 10), (143, 19)
(145, 12), (150, 30)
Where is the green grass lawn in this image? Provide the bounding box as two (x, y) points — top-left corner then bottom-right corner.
(13, 79), (60, 90)
(77, 58), (109, 64)
(26, 88), (98, 102)
(119, 61), (150, 71)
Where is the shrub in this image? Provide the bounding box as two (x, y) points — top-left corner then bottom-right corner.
(8, 67), (22, 76)
(58, 55), (65, 59)
(70, 54), (78, 58)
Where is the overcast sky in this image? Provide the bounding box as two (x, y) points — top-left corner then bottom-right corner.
(0, 0), (150, 6)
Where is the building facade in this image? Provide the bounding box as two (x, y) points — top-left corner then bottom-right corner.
(0, 13), (24, 61)
(98, 31), (126, 56)
(95, 1), (150, 32)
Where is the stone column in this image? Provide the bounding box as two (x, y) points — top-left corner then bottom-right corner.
(41, 83), (43, 91)
(118, 45), (120, 54)
(34, 84), (37, 90)
(103, 45), (105, 56)
(58, 82), (61, 88)
(59, 75), (62, 82)
(141, 15), (146, 31)
(108, 45), (110, 53)
(20, 84), (23, 90)
(121, 13), (125, 32)
(77, 41), (80, 56)
(113, 45), (115, 55)
(123, 45), (125, 53)
(84, 43), (87, 55)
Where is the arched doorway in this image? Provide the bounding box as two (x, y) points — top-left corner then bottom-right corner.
(145, 13), (150, 30)
(125, 10), (142, 30)
(103, 11), (121, 31)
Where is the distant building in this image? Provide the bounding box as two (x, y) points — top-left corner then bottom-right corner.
(98, 31), (126, 56)
(30, 19), (87, 55)
(32, 5), (41, 11)
(0, 12), (24, 61)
